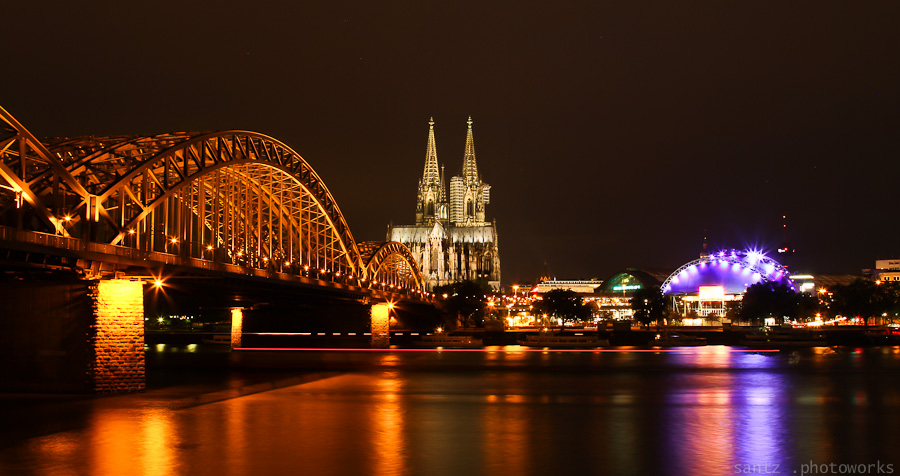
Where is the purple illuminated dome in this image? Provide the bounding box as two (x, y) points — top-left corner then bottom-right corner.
(661, 249), (793, 295)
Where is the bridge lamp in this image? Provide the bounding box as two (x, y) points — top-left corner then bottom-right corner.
(263, 256), (268, 262)
(237, 251), (243, 257)
(284, 261), (290, 266)
(128, 229), (135, 234)
(387, 302), (398, 326)
(63, 215), (72, 222)
(153, 279), (164, 288)
(170, 237), (178, 244)
(207, 245), (214, 251)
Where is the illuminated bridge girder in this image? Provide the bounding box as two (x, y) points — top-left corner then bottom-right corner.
(0, 105), (91, 234)
(0, 105), (426, 293)
(37, 131), (361, 275)
(358, 241), (425, 292)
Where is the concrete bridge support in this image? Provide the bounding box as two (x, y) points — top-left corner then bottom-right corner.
(370, 302), (391, 348)
(230, 308), (243, 348)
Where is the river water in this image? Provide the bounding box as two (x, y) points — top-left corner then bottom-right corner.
(2, 345), (900, 476)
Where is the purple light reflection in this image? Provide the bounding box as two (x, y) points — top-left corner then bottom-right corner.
(661, 348), (790, 474)
(734, 372), (790, 470)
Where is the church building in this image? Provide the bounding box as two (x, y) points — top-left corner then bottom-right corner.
(388, 117), (501, 291)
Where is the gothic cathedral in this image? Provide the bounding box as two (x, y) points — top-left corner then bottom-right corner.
(388, 117), (501, 291)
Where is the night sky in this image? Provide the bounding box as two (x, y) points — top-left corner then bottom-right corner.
(4, 1), (898, 285)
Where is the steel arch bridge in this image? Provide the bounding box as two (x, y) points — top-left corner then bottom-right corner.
(0, 105), (424, 293)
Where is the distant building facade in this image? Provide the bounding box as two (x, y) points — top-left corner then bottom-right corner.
(873, 259), (900, 282)
(388, 117), (501, 291)
(789, 273), (860, 291)
(595, 269), (671, 320)
(531, 279), (604, 295)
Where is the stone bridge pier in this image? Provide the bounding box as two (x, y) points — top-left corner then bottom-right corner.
(0, 278), (145, 393)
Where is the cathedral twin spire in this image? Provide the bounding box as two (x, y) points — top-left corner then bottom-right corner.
(461, 117), (479, 184)
(416, 117), (489, 227)
(422, 118), (441, 189)
(394, 116), (501, 291)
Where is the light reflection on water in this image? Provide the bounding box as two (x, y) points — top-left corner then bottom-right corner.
(372, 373), (406, 475)
(663, 368), (793, 475)
(3, 347), (900, 475)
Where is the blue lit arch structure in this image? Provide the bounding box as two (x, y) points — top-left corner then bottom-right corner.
(661, 250), (793, 296)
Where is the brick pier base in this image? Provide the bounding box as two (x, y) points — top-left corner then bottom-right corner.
(0, 278), (146, 393)
(370, 303), (390, 348)
(88, 279), (145, 393)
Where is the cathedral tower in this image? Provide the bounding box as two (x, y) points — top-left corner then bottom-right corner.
(389, 117), (501, 291)
(415, 118), (446, 225)
(449, 117), (491, 226)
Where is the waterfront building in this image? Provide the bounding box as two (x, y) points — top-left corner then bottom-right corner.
(594, 269), (670, 320)
(661, 249), (793, 323)
(789, 273), (859, 293)
(388, 117), (501, 291)
(530, 279), (604, 295)
(873, 259), (900, 282)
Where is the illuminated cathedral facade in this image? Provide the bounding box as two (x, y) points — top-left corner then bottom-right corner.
(388, 117), (501, 291)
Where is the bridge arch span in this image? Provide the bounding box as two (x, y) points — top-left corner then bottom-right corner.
(1, 105), (429, 292)
(40, 131), (362, 275)
(358, 240), (425, 292)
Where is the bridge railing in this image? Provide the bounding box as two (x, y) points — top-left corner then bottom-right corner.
(1, 226), (111, 256)
(0, 226), (431, 301)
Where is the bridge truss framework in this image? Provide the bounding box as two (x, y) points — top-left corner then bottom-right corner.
(0, 105), (424, 294)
